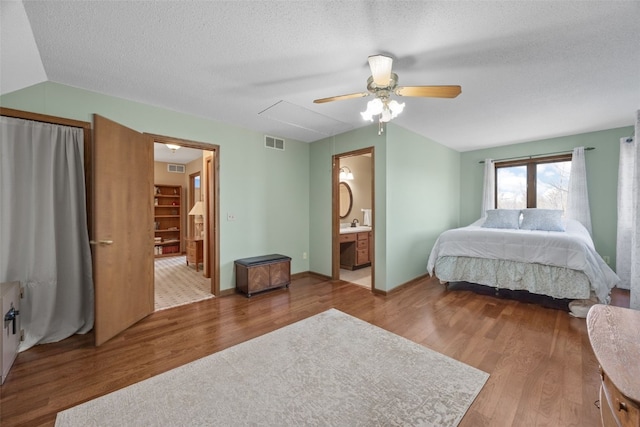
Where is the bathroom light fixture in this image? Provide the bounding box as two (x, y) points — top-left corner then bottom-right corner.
(166, 143), (181, 153)
(339, 166), (354, 181)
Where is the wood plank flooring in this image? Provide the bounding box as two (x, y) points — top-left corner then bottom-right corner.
(1, 275), (626, 427)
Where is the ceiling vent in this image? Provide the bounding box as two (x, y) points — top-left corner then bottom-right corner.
(265, 135), (285, 151)
(167, 164), (185, 173)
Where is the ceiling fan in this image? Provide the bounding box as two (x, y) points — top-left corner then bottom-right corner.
(313, 54), (461, 130)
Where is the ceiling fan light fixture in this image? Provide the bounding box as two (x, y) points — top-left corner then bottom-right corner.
(362, 97), (404, 123)
(368, 55), (393, 87)
(380, 107), (393, 123)
(388, 100), (405, 119)
(315, 54), (459, 133)
(361, 98), (384, 121)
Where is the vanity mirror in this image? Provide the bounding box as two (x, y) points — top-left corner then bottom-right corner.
(339, 182), (353, 219)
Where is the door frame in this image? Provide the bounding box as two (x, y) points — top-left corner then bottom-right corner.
(146, 133), (220, 297)
(332, 147), (375, 290)
(204, 155), (214, 281)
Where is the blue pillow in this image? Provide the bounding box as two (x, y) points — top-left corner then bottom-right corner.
(481, 209), (521, 229)
(520, 209), (565, 232)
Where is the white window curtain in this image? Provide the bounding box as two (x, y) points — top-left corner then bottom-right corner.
(0, 116), (94, 351)
(566, 146), (592, 234)
(618, 110), (640, 310)
(481, 159), (495, 217)
(617, 136), (635, 291)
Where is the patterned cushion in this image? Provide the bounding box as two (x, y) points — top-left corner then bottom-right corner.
(481, 209), (521, 229)
(520, 209), (565, 232)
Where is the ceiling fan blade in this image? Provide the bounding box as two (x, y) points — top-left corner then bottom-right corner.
(395, 85), (462, 98)
(313, 92), (369, 104)
(368, 55), (393, 87)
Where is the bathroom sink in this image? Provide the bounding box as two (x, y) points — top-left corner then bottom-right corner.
(340, 226), (372, 234)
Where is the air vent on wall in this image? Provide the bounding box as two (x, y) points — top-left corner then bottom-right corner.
(265, 135), (285, 151)
(167, 164), (185, 173)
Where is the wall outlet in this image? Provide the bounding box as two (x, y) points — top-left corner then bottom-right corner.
(227, 213), (236, 221)
(603, 256), (610, 265)
(303, 252), (307, 260)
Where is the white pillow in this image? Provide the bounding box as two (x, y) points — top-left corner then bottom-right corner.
(520, 209), (565, 232)
(481, 209), (521, 229)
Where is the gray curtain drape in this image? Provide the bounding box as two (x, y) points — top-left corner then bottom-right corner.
(0, 116), (94, 351)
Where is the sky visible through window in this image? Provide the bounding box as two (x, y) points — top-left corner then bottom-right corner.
(497, 161), (571, 211)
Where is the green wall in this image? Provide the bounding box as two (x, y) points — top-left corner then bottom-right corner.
(0, 82), (311, 291)
(309, 125), (387, 287)
(386, 125), (460, 287)
(309, 123), (460, 291)
(3, 81), (626, 293)
(459, 126), (633, 269)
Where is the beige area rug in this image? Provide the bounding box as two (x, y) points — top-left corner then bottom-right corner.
(55, 309), (488, 427)
(154, 255), (213, 311)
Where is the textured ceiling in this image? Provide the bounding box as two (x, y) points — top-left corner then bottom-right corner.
(2, 1), (639, 154)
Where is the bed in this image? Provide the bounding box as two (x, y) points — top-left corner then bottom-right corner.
(426, 210), (620, 304)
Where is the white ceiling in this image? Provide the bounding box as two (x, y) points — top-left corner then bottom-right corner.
(153, 143), (203, 165)
(2, 1), (639, 153)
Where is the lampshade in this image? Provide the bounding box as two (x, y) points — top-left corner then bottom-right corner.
(166, 143), (181, 152)
(339, 166), (354, 181)
(189, 201), (204, 239)
(368, 55), (393, 87)
(188, 201), (204, 218)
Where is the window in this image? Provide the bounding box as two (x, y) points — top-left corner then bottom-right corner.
(495, 154), (572, 211)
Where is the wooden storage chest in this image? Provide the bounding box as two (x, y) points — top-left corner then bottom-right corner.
(235, 254), (291, 297)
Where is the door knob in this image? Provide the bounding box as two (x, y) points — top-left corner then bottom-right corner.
(89, 240), (114, 245)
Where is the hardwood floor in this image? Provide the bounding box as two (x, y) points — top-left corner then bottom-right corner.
(1, 275), (627, 427)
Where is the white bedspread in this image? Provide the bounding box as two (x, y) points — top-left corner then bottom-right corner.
(427, 219), (620, 303)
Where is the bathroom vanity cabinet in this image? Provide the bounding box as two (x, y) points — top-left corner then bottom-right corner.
(339, 231), (371, 270)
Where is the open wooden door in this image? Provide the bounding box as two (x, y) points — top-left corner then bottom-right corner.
(92, 115), (154, 346)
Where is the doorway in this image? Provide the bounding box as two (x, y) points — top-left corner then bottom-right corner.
(332, 147), (375, 290)
(148, 133), (221, 308)
(1, 111), (220, 346)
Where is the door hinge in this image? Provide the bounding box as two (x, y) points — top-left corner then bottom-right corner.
(20, 329), (25, 341)
(20, 286), (24, 299)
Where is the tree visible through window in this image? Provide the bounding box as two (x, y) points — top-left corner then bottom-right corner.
(496, 165), (527, 209)
(536, 161), (571, 209)
(495, 154), (572, 211)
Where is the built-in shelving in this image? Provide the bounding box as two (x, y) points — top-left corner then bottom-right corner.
(154, 184), (182, 257)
